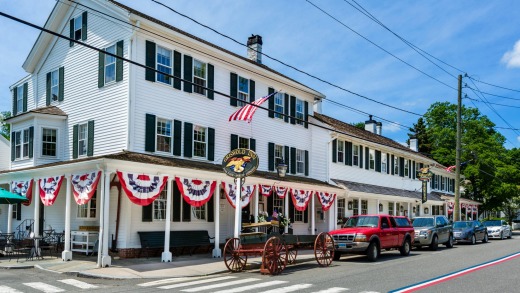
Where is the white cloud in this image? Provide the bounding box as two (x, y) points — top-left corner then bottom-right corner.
(383, 122), (402, 133)
(501, 40), (520, 68)
(517, 136), (520, 143)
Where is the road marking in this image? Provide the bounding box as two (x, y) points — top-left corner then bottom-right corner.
(0, 285), (23, 293)
(138, 277), (194, 287)
(23, 282), (64, 293)
(158, 276), (237, 289)
(212, 280), (288, 293)
(57, 279), (98, 289)
(181, 278), (258, 292)
(312, 288), (350, 293)
(390, 251), (520, 293)
(261, 283), (313, 292)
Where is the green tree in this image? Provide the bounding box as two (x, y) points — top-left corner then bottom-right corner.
(407, 117), (432, 156)
(351, 122), (365, 130)
(0, 111), (11, 140)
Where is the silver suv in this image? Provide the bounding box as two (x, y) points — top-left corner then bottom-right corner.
(412, 215), (454, 250)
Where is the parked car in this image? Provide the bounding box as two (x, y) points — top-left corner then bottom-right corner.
(512, 220), (520, 231)
(329, 215), (414, 262)
(482, 220), (512, 239)
(412, 215), (454, 250)
(453, 220), (488, 244)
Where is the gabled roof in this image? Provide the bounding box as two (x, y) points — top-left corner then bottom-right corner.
(6, 106), (67, 121)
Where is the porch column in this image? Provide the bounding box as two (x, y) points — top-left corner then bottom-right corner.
(254, 186), (259, 224)
(444, 201), (448, 217)
(311, 194), (315, 235)
(377, 199), (380, 215)
(101, 172), (112, 267)
(476, 205), (479, 220)
(420, 202), (423, 216)
(62, 176), (72, 261)
(162, 178), (173, 262)
(408, 202), (411, 218)
(358, 197), (362, 215)
(34, 180), (40, 237)
(284, 190), (289, 234)
(393, 202), (397, 216)
(7, 184), (13, 234)
(213, 182), (221, 258)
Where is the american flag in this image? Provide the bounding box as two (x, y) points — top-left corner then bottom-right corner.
(228, 92), (277, 123)
(445, 165), (456, 172)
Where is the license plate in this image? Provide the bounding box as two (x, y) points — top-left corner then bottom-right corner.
(338, 243), (346, 248)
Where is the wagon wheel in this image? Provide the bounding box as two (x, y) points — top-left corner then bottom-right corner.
(223, 238), (247, 272)
(314, 232), (334, 267)
(262, 236), (287, 275)
(286, 245), (298, 265)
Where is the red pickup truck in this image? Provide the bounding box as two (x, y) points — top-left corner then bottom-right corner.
(329, 214), (414, 261)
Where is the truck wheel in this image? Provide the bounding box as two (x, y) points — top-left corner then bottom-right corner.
(367, 241), (379, 262)
(333, 251), (341, 261)
(445, 234), (454, 248)
(429, 235), (438, 251)
(400, 238), (411, 256)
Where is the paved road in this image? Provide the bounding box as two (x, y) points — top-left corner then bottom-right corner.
(1, 234), (519, 292)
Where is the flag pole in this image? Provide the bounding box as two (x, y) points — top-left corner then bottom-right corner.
(234, 178), (243, 238)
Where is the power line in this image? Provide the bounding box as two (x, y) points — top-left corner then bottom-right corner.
(463, 96), (520, 109)
(468, 76), (520, 93)
(465, 85), (520, 101)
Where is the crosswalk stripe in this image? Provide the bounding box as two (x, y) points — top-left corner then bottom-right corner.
(24, 282), (64, 293)
(0, 285), (24, 293)
(58, 279), (98, 289)
(138, 277), (193, 287)
(312, 288), (350, 293)
(158, 276), (237, 289)
(212, 280), (288, 293)
(181, 278), (259, 292)
(261, 284), (313, 293)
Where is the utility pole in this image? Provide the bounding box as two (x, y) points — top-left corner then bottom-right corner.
(454, 74), (462, 221)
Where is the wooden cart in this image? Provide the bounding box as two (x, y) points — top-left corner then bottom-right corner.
(223, 229), (335, 275)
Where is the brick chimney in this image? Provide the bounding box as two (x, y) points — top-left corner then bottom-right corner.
(247, 35), (263, 64)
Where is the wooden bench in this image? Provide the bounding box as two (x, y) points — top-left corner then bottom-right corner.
(137, 230), (214, 258)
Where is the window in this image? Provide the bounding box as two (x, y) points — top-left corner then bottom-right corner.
(50, 69), (60, 101)
(441, 177), (446, 191)
(353, 199), (359, 216)
(14, 131), (21, 159)
(382, 153), (387, 173)
(78, 123), (88, 157)
(337, 140), (344, 163)
(296, 149), (305, 174)
(104, 44), (116, 84)
(238, 76), (249, 107)
(16, 85), (23, 115)
(388, 202), (394, 216)
(14, 129), (30, 160)
(369, 149), (375, 170)
(156, 118), (172, 153)
(274, 92), (284, 119)
(296, 99), (304, 125)
(154, 185), (167, 221)
(192, 205), (207, 220)
(73, 14), (82, 40)
(294, 209), (303, 222)
(394, 156), (399, 175)
(337, 198), (346, 223)
(238, 137), (250, 149)
(156, 45), (172, 84)
(193, 125), (207, 158)
(193, 59), (207, 95)
(77, 192), (97, 219)
(434, 175), (439, 189)
(274, 144), (284, 166)
(404, 159), (409, 177)
(361, 200), (368, 215)
(353, 145), (359, 166)
(42, 128), (57, 157)
(273, 199), (284, 219)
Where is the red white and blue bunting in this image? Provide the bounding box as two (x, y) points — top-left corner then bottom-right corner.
(448, 202), (454, 214)
(315, 191), (336, 212)
(291, 189), (312, 211)
(11, 180), (33, 206)
(117, 171), (168, 206)
(274, 186), (289, 199)
(473, 205), (478, 215)
(39, 176), (64, 206)
(71, 171), (102, 205)
(259, 184), (273, 197)
(175, 177), (216, 207)
(222, 182), (256, 209)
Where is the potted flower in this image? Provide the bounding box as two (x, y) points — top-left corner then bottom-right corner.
(258, 211), (268, 223)
(278, 213), (290, 234)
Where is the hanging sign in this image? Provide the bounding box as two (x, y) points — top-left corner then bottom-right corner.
(421, 181), (428, 203)
(175, 177), (216, 207)
(11, 180), (33, 206)
(117, 171), (168, 206)
(222, 148), (259, 178)
(39, 176), (64, 206)
(71, 171), (102, 205)
(316, 191), (336, 212)
(222, 182), (255, 209)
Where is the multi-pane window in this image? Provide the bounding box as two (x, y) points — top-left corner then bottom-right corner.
(192, 204), (207, 220)
(238, 137), (250, 149)
(352, 199), (359, 216)
(73, 14), (82, 40)
(337, 140), (344, 163)
(22, 129), (29, 159)
(193, 59), (207, 95)
(156, 46), (172, 84)
(50, 69), (60, 101)
(296, 149), (305, 174)
(296, 99), (304, 125)
(78, 123), (88, 157)
(353, 145), (359, 166)
(42, 128), (57, 157)
(294, 209), (303, 222)
(154, 185), (167, 221)
(156, 118), (172, 153)
(382, 153), (387, 173)
(441, 177), (446, 191)
(404, 159), (409, 177)
(388, 202), (394, 216)
(104, 44), (116, 84)
(337, 199), (346, 224)
(369, 149), (375, 170)
(394, 156), (399, 175)
(193, 125), (207, 158)
(14, 131), (21, 159)
(434, 175), (439, 189)
(274, 92), (284, 119)
(16, 85), (23, 114)
(77, 192), (97, 218)
(238, 76), (249, 107)
(361, 200), (368, 215)
(274, 144), (284, 166)
(273, 198), (284, 219)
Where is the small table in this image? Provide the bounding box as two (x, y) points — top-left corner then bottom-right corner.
(28, 236), (43, 260)
(71, 231), (98, 255)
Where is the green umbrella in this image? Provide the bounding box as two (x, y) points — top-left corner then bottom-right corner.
(0, 187), (29, 204)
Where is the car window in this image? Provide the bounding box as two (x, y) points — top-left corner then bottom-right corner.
(483, 220), (501, 227)
(412, 218), (434, 227)
(389, 217), (397, 227)
(395, 217), (411, 227)
(343, 216), (379, 228)
(381, 217), (390, 229)
(435, 217), (443, 227)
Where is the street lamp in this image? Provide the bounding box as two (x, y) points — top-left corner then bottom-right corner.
(276, 159), (288, 178)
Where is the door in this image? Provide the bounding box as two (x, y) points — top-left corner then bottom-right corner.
(379, 217), (396, 248)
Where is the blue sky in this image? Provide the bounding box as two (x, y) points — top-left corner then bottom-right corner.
(1, 0), (520, 149)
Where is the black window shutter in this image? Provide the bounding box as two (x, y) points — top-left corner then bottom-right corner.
(173, 120), (182, 156)
(284, 146), (290, 174)
(419, 163), (424, 169)
(16, 203), (21, 220)
(72, 124), (78, 159)
(305, 150), (309, 176)
(145, 114), (156, 152)
(230, 73), (238, 106)
(304, 208), (309, 223)
(87, 120), (94, 157)
(268, 142), (275, 171)
(207, 193), (214, 222)
(391, 154), (394, 175)
(289, 197), (295, 224)
(11, 131), (15, 161)
(399, 157), (404, 177)
(304, 101), (309, 128)
(346, 141), (353, 166)
(208, 127), (215, 161)
(290, 147), (296, 175)
(290, 96), (296, 124)
(69, 19), (74, 47)
(284, 94), (290, 123)
(173, 50), (182, 90)
(184, 122), (193, 157)
(375, 150), (381, 172)
(230, 134), (238, 151)
(249, 79), (255, 103)
(115, 40), (124, 82)
(58, 67), (64, 101)
(145, 40), (156, 82)
(28, 126), (34, 159)
(365, 147), (369, 170)
(250, 138), (256, 152)
(12, 87), (17, 114)
(267, 195), (274, 217)
(172, 182), (181, 222)
(23, 83), (28, 112)
(332, 139), (337, 163)
(408, 160), (412, 178)
(207, 63), (214, 99)
(182, 196), (191, 222)
(183, 55), (193, 93)
(81, 11), (87, 41)
(412, 161), (416, 179)
(387, 154), (390, 174)
(359, 146), (363, 169)
(142, 204), (153, 222)
(98, 50), (105, 88)
(268, 87), (275, 118)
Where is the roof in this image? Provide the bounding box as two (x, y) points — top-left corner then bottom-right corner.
(6, 106), (67, 121)
(431, 192), (481, 204)
(313, 113), (432, 161)
(332, 179), (443, 201)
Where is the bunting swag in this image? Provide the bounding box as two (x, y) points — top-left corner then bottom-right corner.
(39, 176), (64, 206)
(11, 180), (33, 206)
(291, 189), (312, 211)
(448, 202), (454, 214)
(274, 186), (288, 199)
(473, 205), (478, 215)
(175, 177), (216, 207)
(259, 184), (273, 197)
(71, 171), (102, 205)
(117, 171), (168, 206)
(222, 182), (256, 209)
(316, 191), (336, 212)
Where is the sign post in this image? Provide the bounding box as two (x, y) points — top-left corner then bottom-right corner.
(417, 167), (433, 204)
